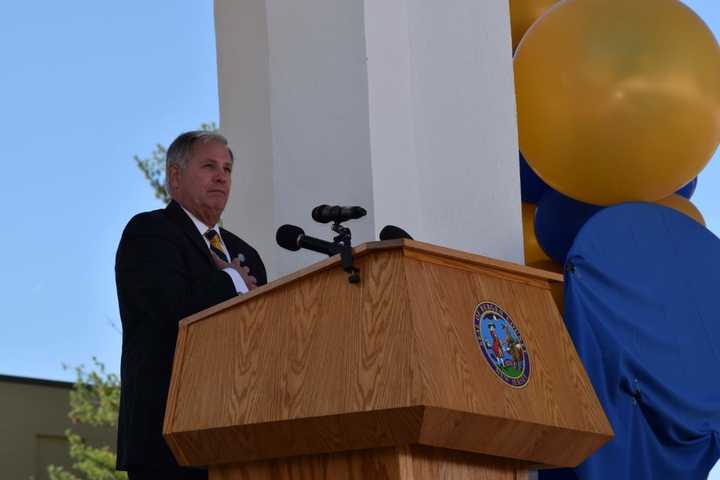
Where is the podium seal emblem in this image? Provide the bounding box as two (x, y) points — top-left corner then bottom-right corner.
(473, 302), (530, 388)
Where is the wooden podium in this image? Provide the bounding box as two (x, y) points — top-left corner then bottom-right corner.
(164, 240), (612, 479)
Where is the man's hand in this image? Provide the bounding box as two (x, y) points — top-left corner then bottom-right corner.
(211, 252), (258, 290)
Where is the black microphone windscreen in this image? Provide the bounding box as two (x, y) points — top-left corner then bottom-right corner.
(379, 225), (413, 241)
(276, 224), (305, 251)
(312, 204), (367, 224)
(311, 204), (331, 223)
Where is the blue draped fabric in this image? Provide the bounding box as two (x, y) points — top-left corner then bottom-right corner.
(540, 203), (720, 480)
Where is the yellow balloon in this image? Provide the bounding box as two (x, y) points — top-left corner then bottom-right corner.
(654, 194), (705, 225)
(514, 0), (720, 205)
(509, 0), (561, 52)
(522, 203), (562, 273)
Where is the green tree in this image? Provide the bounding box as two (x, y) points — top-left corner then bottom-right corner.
(47, 359), (125, 480)
(134, 122), (217, 203)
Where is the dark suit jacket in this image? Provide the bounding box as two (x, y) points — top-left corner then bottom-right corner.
(115, 200), (266, 470)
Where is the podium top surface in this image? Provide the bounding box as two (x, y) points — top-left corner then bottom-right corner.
(181, 239), (563, 327)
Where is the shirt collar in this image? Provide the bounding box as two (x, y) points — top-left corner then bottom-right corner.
(180, 205), (219, 237)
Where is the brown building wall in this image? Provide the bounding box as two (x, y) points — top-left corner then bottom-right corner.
(0, 375), (116, 479)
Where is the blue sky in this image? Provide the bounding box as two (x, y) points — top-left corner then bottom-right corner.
(0, 0), (216, 380)
(0, 0), (717, 378)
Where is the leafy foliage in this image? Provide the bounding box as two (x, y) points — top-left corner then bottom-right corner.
(47, 359), (126, 480)
(133, 143), (169, 204)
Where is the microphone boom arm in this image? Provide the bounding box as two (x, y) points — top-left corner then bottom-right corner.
(332, 222), (360, 284)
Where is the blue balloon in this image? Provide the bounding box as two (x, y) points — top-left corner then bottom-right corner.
(519, 151), (550, 203)
(675, 177), (697, 199)
(534, 190), (603, 264)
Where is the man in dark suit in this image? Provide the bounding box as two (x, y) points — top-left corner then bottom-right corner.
(115, 131), (267, 479)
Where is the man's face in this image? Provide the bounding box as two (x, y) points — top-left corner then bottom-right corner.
(169, 140), (233, 226)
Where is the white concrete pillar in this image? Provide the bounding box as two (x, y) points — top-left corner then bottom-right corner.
(216, 0), (523, 279)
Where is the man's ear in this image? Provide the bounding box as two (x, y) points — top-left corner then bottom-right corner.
(167, 165), (180, 192)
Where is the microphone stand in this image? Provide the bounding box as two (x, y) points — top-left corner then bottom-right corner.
(332, 222), (360, 284)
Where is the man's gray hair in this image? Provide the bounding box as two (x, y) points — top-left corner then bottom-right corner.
(166, 130), (232, 171)
(165, 130), (233, 194)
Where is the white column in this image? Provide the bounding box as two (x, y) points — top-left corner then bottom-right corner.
(216, 0), (523, 279)
(214, 0), (276, 271)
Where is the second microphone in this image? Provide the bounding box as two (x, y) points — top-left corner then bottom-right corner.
(276, 224), (342, 257)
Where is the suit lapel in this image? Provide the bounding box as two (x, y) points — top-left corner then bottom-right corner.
(221, 229), (253, 266)
(164, 200), (215, 266)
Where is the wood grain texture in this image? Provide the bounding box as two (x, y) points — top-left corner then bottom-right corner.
(212, 447), (403, 480)
(402, 255), (609, 466)
(211, 446), (524, 480)
(166, 252), (423, 465)
(164, 242), (609, 469)
(402, 249), (552, 291)
(402, 241), (563, 284)
(405, 446), (524, 480)
(178, 239), (562, 328)
(166, 408), (425, 467)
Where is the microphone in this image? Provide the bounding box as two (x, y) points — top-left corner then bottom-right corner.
(311, 204), (367, 224)
(276, 224), (340, 257)
(379, 225), (413, 241)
